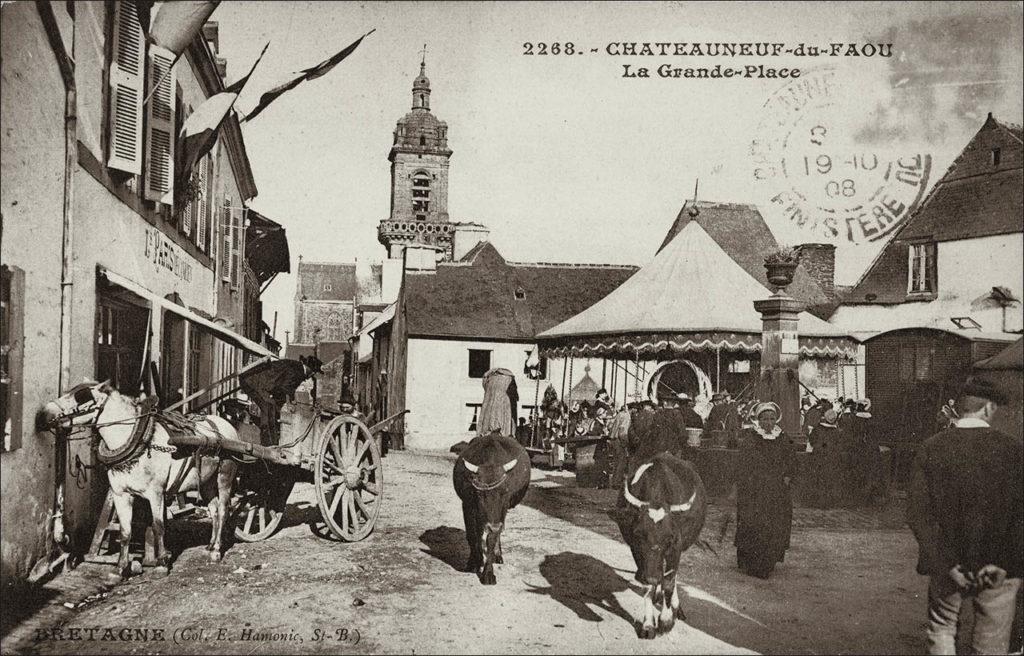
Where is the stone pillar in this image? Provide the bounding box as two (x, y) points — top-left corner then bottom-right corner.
(753, 294), (802, 437)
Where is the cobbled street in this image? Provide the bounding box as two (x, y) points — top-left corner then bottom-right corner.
(3, 451), (925, 655)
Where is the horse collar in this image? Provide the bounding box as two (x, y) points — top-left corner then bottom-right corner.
(96, 410), (158, 471)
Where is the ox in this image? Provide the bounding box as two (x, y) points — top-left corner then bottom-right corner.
(453, 430), (531, 585)
(612, 453), (707, 638)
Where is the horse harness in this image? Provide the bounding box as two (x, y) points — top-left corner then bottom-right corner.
(94, 398), (172, 473)
(94, 398), (222, 475)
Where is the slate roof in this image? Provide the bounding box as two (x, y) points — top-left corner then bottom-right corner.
(899, 167), (1023, 242)
(403, 242), (638, 340)
(296, 261), (359, 302)
(284, 340), (350, 366)
(975, 337), (1023, 371)
(658, 200), (833, 315)
(843, 114), (1023, 305)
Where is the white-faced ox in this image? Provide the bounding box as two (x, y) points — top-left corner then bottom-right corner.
(452, 432), (530, 585)
(612, 453), (707, 639)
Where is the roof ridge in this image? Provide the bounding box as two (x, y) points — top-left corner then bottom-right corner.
(298, 260), (357, 268)
(508, 261), (640, 270)
(994, 117), (1023, 144)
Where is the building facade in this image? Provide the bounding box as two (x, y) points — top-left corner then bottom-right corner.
(373, 242), (637, 450)
(1, 3), (284, 585)
(831, 114), (1023, 335)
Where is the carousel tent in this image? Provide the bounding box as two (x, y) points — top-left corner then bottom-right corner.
(537, 220), (856, 358)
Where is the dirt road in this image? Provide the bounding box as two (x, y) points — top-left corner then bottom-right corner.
(3, 450), (927, 654)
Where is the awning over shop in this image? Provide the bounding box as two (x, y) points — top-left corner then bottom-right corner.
(100, 267), (275, 358)
(245, 210), (290, 284)
(536, 221), (858, 359)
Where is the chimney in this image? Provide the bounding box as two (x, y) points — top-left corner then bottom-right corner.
(797, 243), (836, 298)
(203, 22), (228, 81)
(203, 22), (220, 53)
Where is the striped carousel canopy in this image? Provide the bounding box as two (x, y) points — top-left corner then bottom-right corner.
(537, 221), (857, 359)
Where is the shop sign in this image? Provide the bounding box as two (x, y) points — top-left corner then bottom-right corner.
(144, 228), (193, 283)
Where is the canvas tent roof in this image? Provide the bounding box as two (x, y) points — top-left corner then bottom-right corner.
(537, 221), (856, 358)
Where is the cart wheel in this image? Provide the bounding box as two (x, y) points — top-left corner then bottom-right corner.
(314, 416), (382, 542)
(232, 472), (293, 542)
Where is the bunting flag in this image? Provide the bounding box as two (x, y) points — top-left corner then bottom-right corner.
(240, 29), (375, 123)
(134, 0), (155, 34)
(177, 42), (269, 188)
(148, 0), (220, 56)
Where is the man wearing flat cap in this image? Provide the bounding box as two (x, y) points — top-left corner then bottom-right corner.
(907, 377), (1022, 654)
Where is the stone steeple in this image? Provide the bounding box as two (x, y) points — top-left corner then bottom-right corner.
(378, 56), (454, 260)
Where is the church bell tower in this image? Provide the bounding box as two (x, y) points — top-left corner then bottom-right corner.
(377, 54), (455, 260)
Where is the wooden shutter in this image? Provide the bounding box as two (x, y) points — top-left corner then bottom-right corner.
(221, 204), (232, 282)
(1, 266), (25, 452)
(144, 45), (176, 202)
(196, 156), (211, 251)
(925, 242), (937, 292)
(107, 1), (145, 174)
(230, 209), (242, 289)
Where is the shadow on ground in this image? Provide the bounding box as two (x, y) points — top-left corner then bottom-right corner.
(0, 582), (60, 640)
(419, 526), (470, 572)
(526, 552), (637, 628)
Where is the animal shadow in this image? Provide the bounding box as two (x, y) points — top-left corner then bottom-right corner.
(527, 552), (635, 626)
(419, 526), (470, 572)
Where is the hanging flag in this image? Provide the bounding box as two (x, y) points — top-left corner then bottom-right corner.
(177, 42), (268, 190)
(241, 29), (375, 123)
(148, 0), (220, 57)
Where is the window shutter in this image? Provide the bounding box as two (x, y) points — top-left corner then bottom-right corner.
(196, 156), (210, 251)
(107, 1), (145, 174)
(231, 210), (243, 289)
(220, 204), (232, 282)
(143, 45), (176, 203)
(926, 242), (937, 292)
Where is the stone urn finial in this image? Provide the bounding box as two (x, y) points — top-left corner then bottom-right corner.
(764, 246), (800, 294)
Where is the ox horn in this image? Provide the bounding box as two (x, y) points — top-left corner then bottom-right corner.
(463, 460), (480, 473)
(502, 458), (518, 472)
(670, 489), (698, 513)
(623, 481), (648, 509)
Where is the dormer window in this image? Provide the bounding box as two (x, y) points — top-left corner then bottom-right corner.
(514, 287), (526, 300)
(992, 148), (1001, 166)
(323, 282), (332, 292)
(908, 242), (936, 294)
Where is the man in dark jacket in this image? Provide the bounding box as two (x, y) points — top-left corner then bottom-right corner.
(907, 378), (1022, 655)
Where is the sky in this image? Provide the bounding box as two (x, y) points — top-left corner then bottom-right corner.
(210, 1), (1024, 342)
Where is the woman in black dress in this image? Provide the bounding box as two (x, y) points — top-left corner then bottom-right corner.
(735, 401), (797, 579)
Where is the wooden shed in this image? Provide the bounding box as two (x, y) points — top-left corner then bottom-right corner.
(863, 327), (1018, 485)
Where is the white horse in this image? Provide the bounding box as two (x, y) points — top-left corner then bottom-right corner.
(43, 381), (239, 583)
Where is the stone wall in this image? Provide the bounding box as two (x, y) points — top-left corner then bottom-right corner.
(0, 1), (67, 584)
(297, 300), (354, 343)
(798, 243), (836, 298)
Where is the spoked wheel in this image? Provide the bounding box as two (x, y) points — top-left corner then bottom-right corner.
(232, 468), (294, 542)
(314, 416), (382, 541)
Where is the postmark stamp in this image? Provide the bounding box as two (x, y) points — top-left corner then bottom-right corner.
(750, 67), (931, 243)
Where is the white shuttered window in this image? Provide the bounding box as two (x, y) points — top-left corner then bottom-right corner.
(143, 45), (176, 203)
(107, 2), (145, 174)
(221, 203), (232, 282)
(196, 156), (210, 252)
(230, 208), (243, 289)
